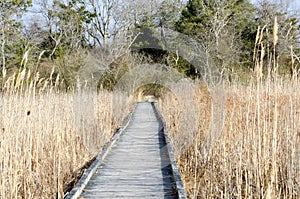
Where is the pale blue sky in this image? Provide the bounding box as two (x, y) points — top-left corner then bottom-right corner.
(21, 0), (300, 28)
(250, 0), (300, 8)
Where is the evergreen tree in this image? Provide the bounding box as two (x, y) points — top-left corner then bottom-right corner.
(0, 0), (32, 75)
(175, 0), (257, 78)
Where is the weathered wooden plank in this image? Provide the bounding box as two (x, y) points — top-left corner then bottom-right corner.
(152, 103), (187, 199)
(65, 102), (186, 199)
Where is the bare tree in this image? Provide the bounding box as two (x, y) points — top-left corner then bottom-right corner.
(0, 1), (31, 76)
(79, 0), (120, 48)
(255, 0), (300, 76)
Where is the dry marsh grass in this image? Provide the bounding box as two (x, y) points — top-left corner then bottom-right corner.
(160, 79), (300, 198)
(0, 71), (131, 198)
(1, 67), (299, 199)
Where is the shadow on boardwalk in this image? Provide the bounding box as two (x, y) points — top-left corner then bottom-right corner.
(77, 102), (179, 199)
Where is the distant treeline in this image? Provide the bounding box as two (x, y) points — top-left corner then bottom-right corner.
(1, 0), (299, 89)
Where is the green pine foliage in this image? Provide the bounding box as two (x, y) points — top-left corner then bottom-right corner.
(174, 0), (300, 80)
(1, 0), (300, 88)
(175, 0), (257, 79)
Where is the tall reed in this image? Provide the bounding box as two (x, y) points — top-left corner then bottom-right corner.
(0, 70), (131, 198)
(160, 79), (300, 198)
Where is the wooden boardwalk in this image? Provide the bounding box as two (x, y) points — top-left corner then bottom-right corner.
(66, 102), (186, 199)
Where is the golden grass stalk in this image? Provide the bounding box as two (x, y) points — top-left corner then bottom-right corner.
(160, 79), (300, 198)
(0, 71), (132, 198)
(254, 26), (266, 79)
(273, 16), (278, 47)
(273, 16), (279, 75)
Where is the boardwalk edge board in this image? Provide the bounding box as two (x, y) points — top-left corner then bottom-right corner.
(151, 102), (187, 199)
(64, 104), (136, 199)
(65, 102), (187, 199)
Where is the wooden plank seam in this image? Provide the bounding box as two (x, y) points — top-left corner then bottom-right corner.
(64, 104), (137, 199)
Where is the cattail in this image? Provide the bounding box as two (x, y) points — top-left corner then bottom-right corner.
(260, 42), (265, 77)
(259, 25), (266, 45)
(55, 74), (60, 88)
(254, 25), (266, 79)
(37, 50), (45, 65)
(26, 69), (31, 81)
(41, 79), (49, 92)
(21, 49), (30, 68)
(253, 26), (261, 62)
(2, 67), (7, 79)
(15, 68), (26, 90)
(273, 16), (278, 47)
(19, 68), (26, 81)
(34, 71), (40, 82)
(290, 45), (296, 80)
(273, 16), (279, 73)
(255, 26), (261, 47)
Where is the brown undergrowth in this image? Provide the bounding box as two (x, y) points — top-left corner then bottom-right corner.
(0, 71), (132, 198)
(159, 80), (300, 198)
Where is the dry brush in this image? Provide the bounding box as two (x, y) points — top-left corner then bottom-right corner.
(0, 71), (131, 198)
(160, 79), (300, 198)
